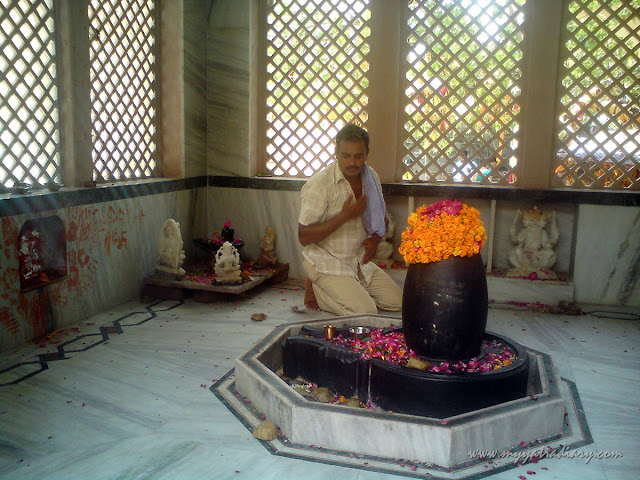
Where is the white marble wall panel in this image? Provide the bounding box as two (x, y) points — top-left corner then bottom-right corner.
(208, 187), (305, 278)
(183, 0), (209, 177)
(573, 205), (640, 306)
(207, 0), (252, 177)
(0, 188), (206, 352)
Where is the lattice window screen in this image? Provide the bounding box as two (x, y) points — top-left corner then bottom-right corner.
(400, 0), (525, 184)
(89, 0), (158, 182)
(0, 0), (60, 188)
(553, 0), (640, 189)
(264, 0), (371, 177)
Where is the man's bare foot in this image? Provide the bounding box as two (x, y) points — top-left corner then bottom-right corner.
(304, 277), (321, 311)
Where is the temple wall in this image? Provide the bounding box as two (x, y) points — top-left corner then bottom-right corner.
(0, 188), (207, 352)
(1, 183), (638, 353)
(1, 0), (638, 354)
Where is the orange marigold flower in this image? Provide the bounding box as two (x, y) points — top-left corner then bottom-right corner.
(399, 200), (487, 265)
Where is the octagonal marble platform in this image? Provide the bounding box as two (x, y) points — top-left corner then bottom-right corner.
(213, 314), (592, 476)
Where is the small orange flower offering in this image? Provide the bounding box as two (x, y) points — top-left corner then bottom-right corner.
(399, 199), (487, 265)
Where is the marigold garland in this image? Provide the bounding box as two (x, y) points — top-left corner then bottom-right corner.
(398, 199), (487, 264)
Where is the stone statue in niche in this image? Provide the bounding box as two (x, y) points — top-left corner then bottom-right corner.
(214, 241), (243, 284)
(255, 226), (278, 268)
(156, 219), (186, 279)
(507, 206), (559, 280)
(374, 210), (395, 264)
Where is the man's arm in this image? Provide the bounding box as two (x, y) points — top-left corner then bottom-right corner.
(360, 234), (382, 264)
(298, 194), (367, 246)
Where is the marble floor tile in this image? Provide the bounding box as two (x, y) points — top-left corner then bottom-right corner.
(0, 280), (638, 479)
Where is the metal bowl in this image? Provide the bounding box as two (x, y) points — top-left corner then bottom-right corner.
(349, 326), (371, 340)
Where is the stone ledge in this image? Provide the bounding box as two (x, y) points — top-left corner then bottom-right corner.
(142, 263), (289, 300)
(487, 274), (574, 305)
(383, 267), (574, 305)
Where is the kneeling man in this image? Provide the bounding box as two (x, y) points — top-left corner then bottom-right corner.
(298, 124), (403, 315)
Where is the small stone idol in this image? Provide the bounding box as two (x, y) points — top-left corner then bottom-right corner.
(255, 225), (278, 267)
(156, 219), (186, 279)
(507, 206), (559, 280)
(214, 241), (243, 284)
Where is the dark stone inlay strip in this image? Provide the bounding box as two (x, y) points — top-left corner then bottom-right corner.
(38, 352), (66, 362)
(0, 177), (207, 217)
(563, 377), (594, 447)
(2, 175), (636, 220)
(0, 361), (48, 387)
(0, 300), (184, 386)
(209, 176), (640, 206)
(209, 175), (306, 192)
(382, 183), (640, 206)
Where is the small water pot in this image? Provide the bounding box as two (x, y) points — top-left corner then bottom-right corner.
(323, 325), (337, 340)
(349, 326), (371, 340)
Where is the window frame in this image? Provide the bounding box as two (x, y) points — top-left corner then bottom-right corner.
(0, 0), (179, 190)
(256, 0), (638, 191)
(0, 0), (63, 190)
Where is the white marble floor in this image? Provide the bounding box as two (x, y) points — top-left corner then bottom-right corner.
(0, 279), (638, 480)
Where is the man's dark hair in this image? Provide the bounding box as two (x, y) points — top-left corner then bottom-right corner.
(336, 124), (369, 153)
